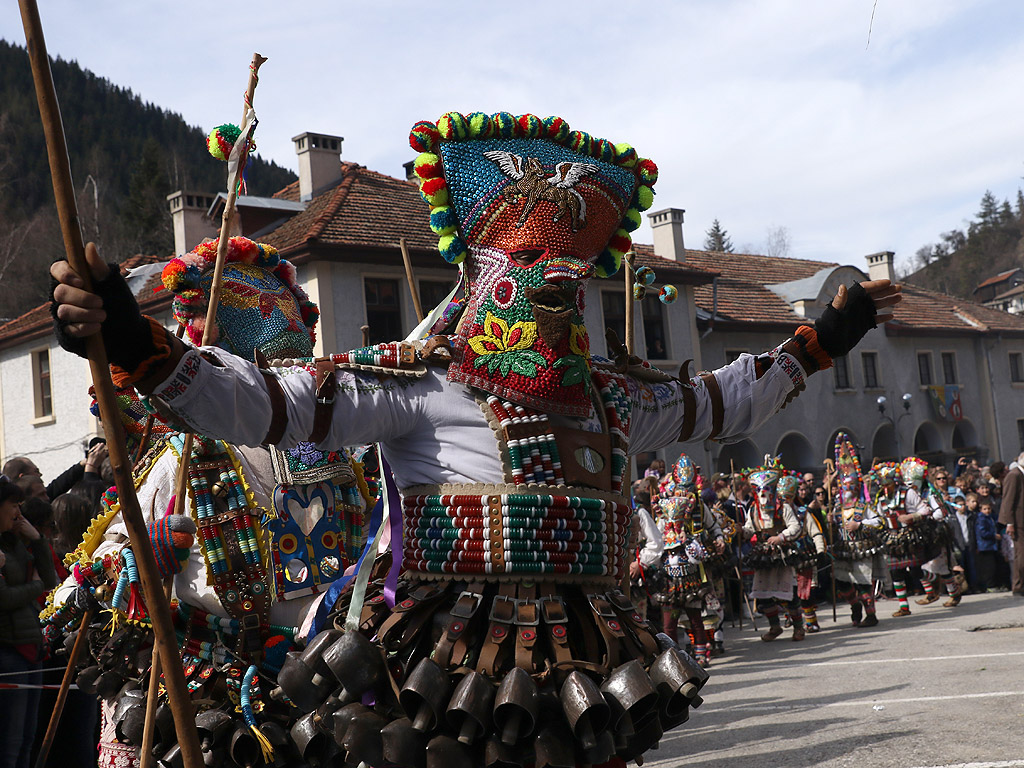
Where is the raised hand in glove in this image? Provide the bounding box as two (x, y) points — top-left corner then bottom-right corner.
(50, 243), (184, 388)
(814, 279), (902, 359)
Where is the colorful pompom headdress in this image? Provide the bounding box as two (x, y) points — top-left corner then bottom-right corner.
(409, 111), (656, 276)
(747, 456), (784, 492)
(834, 431), (864, 503)
(162, 236), (319, 362)
(900, 456), (928, 490)
(776, 473), (800, 501)
(408, 111), (657, 417)
(871, 460), (901, 487)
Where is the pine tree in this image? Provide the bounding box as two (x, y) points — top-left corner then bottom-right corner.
(704, 219), (734, 252)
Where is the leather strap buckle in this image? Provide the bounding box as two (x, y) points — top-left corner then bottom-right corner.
(539, 595), (567, 624)
(488, 594), (517, 624)
(515, 599), (540, 626)
(450, 591), (483, 619)
(587, 593), (616, 618)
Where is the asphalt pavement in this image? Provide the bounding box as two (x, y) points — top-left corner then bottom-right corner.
(644, 590), (1024, 768)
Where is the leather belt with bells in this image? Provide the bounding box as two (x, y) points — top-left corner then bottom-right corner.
(477, 582), (518, 678)
(434, 585), (485, 669)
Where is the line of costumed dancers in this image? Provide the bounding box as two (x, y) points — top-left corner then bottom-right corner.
(642, 433), (966, 657)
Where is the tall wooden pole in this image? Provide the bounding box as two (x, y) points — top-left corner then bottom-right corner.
(624, 251), (635, 355)
(400, 237), (426, 324)
(18, 3), (203, 765)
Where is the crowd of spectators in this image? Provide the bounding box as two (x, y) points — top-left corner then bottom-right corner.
(1, 444), (108, 768)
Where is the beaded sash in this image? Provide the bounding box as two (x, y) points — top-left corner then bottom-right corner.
(403, 483), (629, 582)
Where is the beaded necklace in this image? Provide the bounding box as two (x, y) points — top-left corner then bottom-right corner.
(169, 435), (272, 659)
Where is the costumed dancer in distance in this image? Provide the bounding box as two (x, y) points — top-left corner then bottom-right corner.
(743, 458), (805, 642)
(884, 457), (944, 616)
(777, 473), (826, 633)
(44, 238), (368, 768)
(828, 434), (887, 628)
(913, 461), (965, 609)
(652, 454), (726, 667)
(51, 110), (901, 768)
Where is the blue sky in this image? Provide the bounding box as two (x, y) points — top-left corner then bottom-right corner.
(4, 0), (1023, 273)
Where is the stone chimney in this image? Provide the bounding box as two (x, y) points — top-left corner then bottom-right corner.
(648, 207), (686, 261)
(866, 251), (896, 282)
(403, 160), (416, 181)
(292, 132), (344, 202)
(166, 191), (218, 255)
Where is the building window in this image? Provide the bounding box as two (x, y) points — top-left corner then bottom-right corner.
(32, 349), (53, 419)
(642, 300), (668, 359)
(941, 351), (957, 384)
(833, 355), (851, 390)
(364, 278), (402, 344)
(917, 352), (933, 386)
(418, 279), (454, 314)
(601, 291), (626, 350)
(861, 352), (879, 389)
(1018, 419), (1024, 452)
(1011, 352), (1024, 383)
(725, 349), (746, 364)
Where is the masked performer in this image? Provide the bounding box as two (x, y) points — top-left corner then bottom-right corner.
(653, 454), (725, 667)
(742, 459), (804, 642)
(827, 435), (887, 627)
(882, 457), (945, 616)
(914, 465), (964, 609)
(777, 473), (825, 632)
(45, 240), (366, 768)
(52, 111), (899, 768)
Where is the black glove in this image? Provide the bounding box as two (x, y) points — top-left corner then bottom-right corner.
(50, 260), (164, 374)
(813, 282), (877, 358)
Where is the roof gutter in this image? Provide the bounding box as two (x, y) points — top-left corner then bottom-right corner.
(700, 276), (718, 339)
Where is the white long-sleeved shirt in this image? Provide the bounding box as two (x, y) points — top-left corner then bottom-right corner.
(151, 347), (805, 491)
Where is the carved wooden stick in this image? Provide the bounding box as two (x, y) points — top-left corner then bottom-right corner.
(18, 3), (203, 764)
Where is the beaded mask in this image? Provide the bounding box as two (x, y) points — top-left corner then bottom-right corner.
(873, 461), (900, 490)
(777, 474), (799, 502)
(748, 458), (783, 513)
(900, 457), (928, 491)
(409, 112), (657, 417)
(672, 453), (696, 490)
(162, 236), (318, 362)
(834, 432), (863, 508)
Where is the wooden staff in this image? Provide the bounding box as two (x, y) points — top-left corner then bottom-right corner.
(144, 52), (268, 766)
(400, 237), (425, 324)
(624, 250), (635, 355)
(35, 608), (94, 768)
(18, 3), (204, 765)
(824, 457), (838, 621)
(138, 581), (173, 768)
(729, 459), (756, 631)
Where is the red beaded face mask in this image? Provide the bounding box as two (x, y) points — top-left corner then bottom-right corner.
(408, 112), (659, 417)
(448, 245), (595, 416)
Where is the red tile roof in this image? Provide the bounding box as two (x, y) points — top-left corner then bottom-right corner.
(0, 254), (171, 351)
(974, 268), (1022, 291)
(262, 163), (438, 257)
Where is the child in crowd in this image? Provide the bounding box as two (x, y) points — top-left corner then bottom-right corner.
(975, 499), (1001, 592)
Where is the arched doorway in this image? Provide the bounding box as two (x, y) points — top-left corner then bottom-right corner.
(776, 432), (817, 474)
(951, 420), (983, 463)
(716, 440), (760, 474)
(913, 421), (944, 465)
(871, 423), (898, 464)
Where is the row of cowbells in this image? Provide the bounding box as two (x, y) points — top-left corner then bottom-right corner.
(273, 628), (709, 768)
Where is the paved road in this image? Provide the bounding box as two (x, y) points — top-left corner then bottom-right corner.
(645, 591), (1024, 768)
